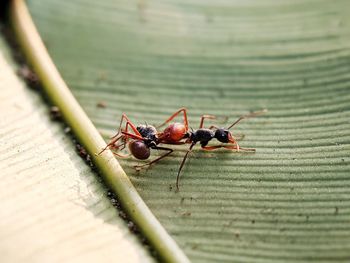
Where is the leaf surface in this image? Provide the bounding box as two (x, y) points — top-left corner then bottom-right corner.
(26, 0), (350, 262)
(0, 34), (154, 263)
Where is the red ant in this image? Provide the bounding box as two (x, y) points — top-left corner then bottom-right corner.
(156, 109), (267, 190)
(98, 108), (194, 169)
(98, 114), (173, 169)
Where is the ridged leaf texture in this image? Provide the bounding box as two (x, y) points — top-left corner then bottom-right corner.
(26, 0), (350, 262)
(0, 35), (154, 263)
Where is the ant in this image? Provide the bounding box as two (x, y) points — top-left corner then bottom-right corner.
(168, 109), (267, 190)
(98, 108), (266, 191)
(98, 114), (174, 169)
(98, 108), (193, 169)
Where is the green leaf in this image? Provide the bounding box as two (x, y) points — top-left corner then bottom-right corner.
(0, 35), (154, 262)
(14, 0), (350, 262)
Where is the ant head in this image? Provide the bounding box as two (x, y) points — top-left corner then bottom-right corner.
(214, 128), (231, 143)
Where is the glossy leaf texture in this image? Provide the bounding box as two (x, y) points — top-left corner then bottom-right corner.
(0, 34), (154, 262)
(28, 0), (350, 262)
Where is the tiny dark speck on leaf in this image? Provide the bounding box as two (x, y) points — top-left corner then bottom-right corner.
(97, 71), (108, 81)
(128, 221), (138, 233)
(335, 207), (339, 215)
(17, 65), (40, 89)
(181, 212), (191, 217)
(76, 143), (88, 159)
(119, 211), (128, 220)
(205, 15), (213, 23)
(97, 101), (107, 108)
(76, 143), (94, 168)
(64, 127), (71, 134)
(251, 220), (255, 224)
(50, 106), (62, 120)
(110, 198), (117, 206)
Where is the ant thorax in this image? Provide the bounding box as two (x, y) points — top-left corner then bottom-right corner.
(137, 124), (158, 141)
(191, 128), (215, 143)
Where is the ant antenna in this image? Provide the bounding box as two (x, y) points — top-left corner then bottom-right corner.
(227, 109), (267, 130)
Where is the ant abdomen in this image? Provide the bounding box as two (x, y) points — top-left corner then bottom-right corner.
(129, 141), (151, 160)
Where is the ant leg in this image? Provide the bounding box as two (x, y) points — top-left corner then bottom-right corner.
(108, 141), (129, 157)
(110, 114), (133, 139)
(166, 141), (187, 145)
(201, 145), (255, 152)
(111, 151), (131, 158)
(99, 122), (142, 155)
(201, 145), (224, 151)
(98, 134), (124, 155)
(224, 145), (256, 152)
(176, 142), (196, 191)
(134, 146), (173, 170)
(116, 142), (127, 151)
(100, 131), (144, 157)
(123, 120), (142, 137)
(121, 131), (145, 141)
(227, 109), (267, 129)
(209, 125), (219, 130)
(199, 115), (216, 128)
(156, 108), (189, 131)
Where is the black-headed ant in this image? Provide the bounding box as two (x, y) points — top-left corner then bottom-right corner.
(99, 108), (266, 190)
(168, 109), (267, 190)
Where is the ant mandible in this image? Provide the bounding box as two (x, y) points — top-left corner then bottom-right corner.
(173, 109), (267, 190)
